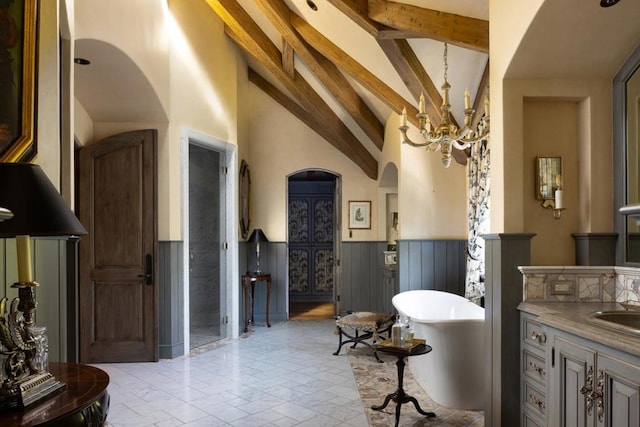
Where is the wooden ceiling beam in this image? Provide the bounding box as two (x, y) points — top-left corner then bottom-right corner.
(205, 0), (378, 179)
(282, 40), (295, 78)
(255, 0), (384, 150)
(290, 14), (421, 127)
(367, 0), (489, 53)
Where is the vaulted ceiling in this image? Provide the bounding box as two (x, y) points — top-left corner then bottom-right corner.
(205, 0), (490, 179)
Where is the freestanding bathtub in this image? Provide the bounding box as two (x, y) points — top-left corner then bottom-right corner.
(392, 290), (485, 410)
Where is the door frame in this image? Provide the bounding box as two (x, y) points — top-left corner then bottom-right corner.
(285, 169), (342, 317)
(181, 128), (239, 347)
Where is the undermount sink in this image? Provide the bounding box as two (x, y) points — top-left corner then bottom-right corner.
(590, 310), (640, 335)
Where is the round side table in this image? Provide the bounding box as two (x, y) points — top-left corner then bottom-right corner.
(371, 339), (436, 427)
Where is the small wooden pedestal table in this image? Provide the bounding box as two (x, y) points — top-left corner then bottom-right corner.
(371, 338), (436, 427)
(242, 273), (272, 333)
(0, 362), (110, 426)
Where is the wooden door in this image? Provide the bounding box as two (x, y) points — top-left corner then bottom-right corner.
(78, 130), (157, 363)
(288, 180), (334, 303)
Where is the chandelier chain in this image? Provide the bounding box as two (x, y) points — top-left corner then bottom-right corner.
(443, 43), (448, 84)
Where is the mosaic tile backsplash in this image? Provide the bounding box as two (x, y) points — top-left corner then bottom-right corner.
(519, 266), (640, 303)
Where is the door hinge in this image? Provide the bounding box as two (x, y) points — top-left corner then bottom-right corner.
(551, 346), (555, 367)
(222, 315), (228, 324)
(222, 166), (228, 174)
(223, 242), (228, 250)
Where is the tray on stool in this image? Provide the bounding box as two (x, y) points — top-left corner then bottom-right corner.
(333, 312), (394, 362)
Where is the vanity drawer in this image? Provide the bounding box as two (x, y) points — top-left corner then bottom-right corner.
(523, 316), (547, 349)
(523, 348), (547, 386)
(523, 381), (547, 418)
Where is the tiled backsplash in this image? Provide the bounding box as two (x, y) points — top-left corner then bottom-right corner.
(519, 266), (640, 303)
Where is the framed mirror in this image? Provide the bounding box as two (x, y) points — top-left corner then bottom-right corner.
(614, 45), (640, 265)
(239, 160), (250, 239)
(535, 157), (563, 200)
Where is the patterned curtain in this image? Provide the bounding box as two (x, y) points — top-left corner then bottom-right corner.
(465, 138), (490, 303)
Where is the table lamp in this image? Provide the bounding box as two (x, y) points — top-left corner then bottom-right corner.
(0, 163), (87, 410)
(247, 228), (268, 274)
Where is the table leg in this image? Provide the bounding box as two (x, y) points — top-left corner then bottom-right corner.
(266, 278), (271, 327)
(371, 355), (435, 426)
(243, 279), (249, 333)
(250, 281), (256, 325)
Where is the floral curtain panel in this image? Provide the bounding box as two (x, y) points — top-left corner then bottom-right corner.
(466, 139), (490, 304)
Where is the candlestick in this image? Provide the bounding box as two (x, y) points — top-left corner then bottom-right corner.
(16, 235), (33, 283)
(555, 189), (564, 210)
(401, 107), (407, 127)
(465, 89), (470, 109)
(419, 94), (425, 114)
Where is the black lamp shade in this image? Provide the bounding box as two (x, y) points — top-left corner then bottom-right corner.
(0, 163), (87, 237)
(247, 228), (268, 243)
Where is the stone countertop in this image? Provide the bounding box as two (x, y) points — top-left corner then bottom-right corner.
(518, 301), (640, 358)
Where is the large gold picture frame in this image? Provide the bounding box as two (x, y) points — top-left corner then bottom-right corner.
(0, 0), (37, 162)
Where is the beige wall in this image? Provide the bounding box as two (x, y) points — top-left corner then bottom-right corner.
(247, 85), (380, 242)
(71, 0), (244, 240)
(491, 1), (615, 258)
(396, 113), (468, 239)
(489, 0), (545, 233)
(523, 101), (579, 265)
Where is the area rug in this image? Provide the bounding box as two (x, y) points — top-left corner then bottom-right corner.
(346, 346), (484, 426)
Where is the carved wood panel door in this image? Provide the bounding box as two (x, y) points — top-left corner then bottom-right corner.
(78, 129), (157, 363)
(288, 180), (334, 303)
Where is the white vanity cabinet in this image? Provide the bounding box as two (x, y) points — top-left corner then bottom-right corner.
(521, 311), (640, 427)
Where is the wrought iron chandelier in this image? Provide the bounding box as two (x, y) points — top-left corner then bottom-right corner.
(400, 43), (490, 167)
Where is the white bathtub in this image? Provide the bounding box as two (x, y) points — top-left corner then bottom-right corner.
(392, 290), (485, 410)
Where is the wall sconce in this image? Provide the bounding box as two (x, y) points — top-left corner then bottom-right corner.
(536, 157), (565, 219)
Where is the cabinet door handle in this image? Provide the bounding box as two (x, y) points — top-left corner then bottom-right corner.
(579, 366), (595, 416)
(594, 369), (605, 423)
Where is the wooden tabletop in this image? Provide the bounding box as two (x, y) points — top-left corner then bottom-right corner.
(0, 362), (110, 426)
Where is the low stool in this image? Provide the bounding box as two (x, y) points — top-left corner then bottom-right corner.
(333, 312), (394, 362)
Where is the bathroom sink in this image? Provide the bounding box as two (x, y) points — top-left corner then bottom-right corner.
(590, 310), (640, 335)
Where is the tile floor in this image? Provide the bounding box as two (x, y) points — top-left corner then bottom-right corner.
(97, 319), (483, 426)
(98, 319), (368, 426)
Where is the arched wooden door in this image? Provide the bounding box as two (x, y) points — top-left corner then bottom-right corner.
(78, 129), (158, 363)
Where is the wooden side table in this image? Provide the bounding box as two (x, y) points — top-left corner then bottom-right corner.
(0, 362), (109, 426)
(242, 273), (272, 333)
(372, 338), (436, 427)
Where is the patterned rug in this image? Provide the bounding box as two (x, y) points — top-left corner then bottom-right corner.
(346, 346), (484, 426)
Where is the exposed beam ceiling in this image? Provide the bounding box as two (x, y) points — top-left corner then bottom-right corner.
(205, 0), (490, 177)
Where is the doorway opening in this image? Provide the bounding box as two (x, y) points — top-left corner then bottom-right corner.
(287, 170), (341, 320)
(188, 144), (223, 349)
(182, 129), (239, 352)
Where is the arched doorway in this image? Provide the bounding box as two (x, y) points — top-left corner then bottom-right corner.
(287, 170), (341, 319)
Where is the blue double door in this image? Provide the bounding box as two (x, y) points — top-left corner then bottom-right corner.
(288, 178), (335, 303)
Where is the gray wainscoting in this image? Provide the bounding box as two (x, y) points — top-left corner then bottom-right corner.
(158, 240), (184, 359)
(339, 239), (467, 315)
(397, 239), (467, 295)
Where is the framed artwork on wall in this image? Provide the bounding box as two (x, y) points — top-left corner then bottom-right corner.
(0, 0), (38, 162)
(349, 200), (371, 229)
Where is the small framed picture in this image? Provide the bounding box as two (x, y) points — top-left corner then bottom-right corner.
(349, 201), (371, 229)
